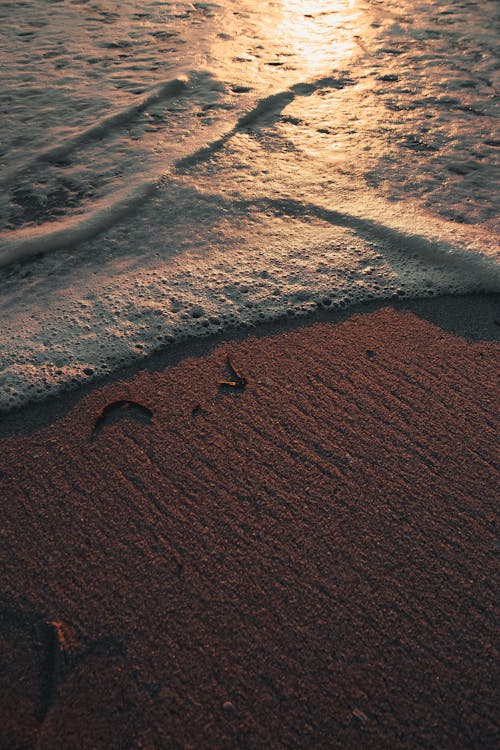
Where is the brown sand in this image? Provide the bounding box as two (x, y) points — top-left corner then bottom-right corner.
(0, 306), (498, 749)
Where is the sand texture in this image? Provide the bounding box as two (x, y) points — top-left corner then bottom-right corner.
(0, 307), (498, 749)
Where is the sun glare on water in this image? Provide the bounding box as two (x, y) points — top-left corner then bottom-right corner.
(209, 0), (366, 93)
(275, 0), (362, 76)
(282, 0), (356, 12)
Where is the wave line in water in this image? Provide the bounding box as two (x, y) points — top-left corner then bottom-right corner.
(0, 69), (496, 283)
(0, 182), (158, 268)
(174, 73), (354, 171)
(0, 72), (358, 268)
(173, 91), (296, 171)
(0, 76), (189, 191)
(1, 177), (497, 283)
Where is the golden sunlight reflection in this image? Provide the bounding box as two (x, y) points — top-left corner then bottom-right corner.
(282, 0), (357, 14)
(275, 0), (362, 76)
(209, 0), (369, 97)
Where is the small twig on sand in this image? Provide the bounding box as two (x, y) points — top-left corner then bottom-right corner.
(219, 357), (248, 390)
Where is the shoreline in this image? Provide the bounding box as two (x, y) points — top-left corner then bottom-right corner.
(0, 292), (499, 439)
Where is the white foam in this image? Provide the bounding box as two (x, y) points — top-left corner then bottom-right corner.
(0, 182), (158, 268)
(0, 0), (498, 412)
(0, 184), (498, 412)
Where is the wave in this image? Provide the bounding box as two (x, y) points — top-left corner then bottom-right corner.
(0, 73), (356, 269)
(0, 76), (189, 191)
(0, 60), (498, 414)
(0, 182), (159, 268)
(234, 196), (500, 291)
(2, 180), (497, 286)
(174, 74), (354, 170)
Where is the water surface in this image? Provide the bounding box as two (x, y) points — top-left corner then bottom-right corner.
(0, 0), (498, 410)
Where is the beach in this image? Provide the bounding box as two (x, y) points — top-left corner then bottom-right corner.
(1, 296), (498, 749)
(1, 0), (499, 746)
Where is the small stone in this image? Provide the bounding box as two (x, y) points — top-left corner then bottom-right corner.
(222, 701), (235, 713)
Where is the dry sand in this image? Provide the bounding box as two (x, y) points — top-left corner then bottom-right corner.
(0, 299), (498, 749)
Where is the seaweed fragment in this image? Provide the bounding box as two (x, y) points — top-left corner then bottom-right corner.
(90, 400), (153, 440)
(218, 357), (248, 390)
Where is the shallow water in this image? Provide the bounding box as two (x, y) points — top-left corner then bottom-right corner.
(0, 0), (499, 410)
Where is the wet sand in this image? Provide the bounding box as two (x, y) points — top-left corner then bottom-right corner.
(0, 299), (498, 749)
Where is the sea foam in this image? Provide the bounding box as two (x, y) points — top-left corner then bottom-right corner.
(0, 0), (498, 412)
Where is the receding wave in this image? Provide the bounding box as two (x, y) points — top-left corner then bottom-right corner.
(0, 175), (498, 413)
(237, 196), (500, 291)
(0, 182), (158, 268)
(0, 76), (189, 191)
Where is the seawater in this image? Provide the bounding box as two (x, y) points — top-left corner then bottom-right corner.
(0, 0), (499, 411)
